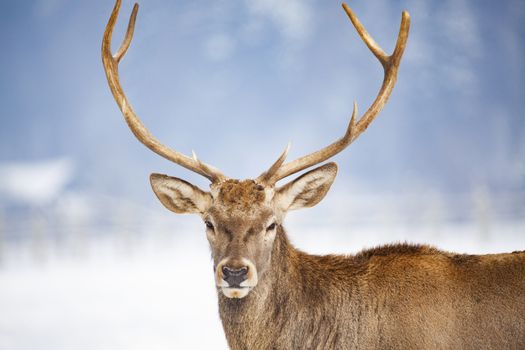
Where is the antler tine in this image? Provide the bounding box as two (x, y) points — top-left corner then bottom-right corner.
(114, 2), (138, 63)
(256, 142), (291, 184)
(343, 5), (388, 67)
(102, 0), (226, 183)
(261, 4), (410, 185)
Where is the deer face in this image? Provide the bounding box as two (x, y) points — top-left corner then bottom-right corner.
(150, 163), (337, 298)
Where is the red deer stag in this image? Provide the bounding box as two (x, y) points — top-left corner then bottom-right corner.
(102, 1), (525, 348)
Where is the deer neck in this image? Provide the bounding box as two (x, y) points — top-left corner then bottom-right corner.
(217, 225), (298, 343)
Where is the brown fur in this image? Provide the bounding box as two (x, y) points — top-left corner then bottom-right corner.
(219, 227), (525, 349)
(218, 180), (266, 208)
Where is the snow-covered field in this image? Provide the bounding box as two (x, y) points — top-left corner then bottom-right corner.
(0, 233), (227, 350)
(0, 217), (523, 349)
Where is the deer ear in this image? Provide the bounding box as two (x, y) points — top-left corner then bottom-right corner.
(150, 174), (212, 214)
(275, 162), (337, 211)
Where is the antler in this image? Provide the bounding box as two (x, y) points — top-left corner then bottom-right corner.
(257, 4), (410, 185)
(102, 0), (226, 183)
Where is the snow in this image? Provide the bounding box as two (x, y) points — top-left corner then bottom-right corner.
(0, 236), (228, 350)
(0, 219), (523, 349)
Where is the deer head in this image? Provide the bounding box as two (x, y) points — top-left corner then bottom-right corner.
(102, 0), (409, 299)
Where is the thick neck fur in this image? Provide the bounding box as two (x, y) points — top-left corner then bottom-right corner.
(217, 226), (361, 349)
(217, 226), (525, 349)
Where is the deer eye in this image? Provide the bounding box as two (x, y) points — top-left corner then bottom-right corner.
(205, 221), (214, 230)
(266, 223), (276, 232)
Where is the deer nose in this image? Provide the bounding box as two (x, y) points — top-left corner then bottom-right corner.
(222, 266), (248, 287)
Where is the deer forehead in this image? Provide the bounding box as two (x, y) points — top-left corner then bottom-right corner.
(211, 179), (275, 209)
(206, 180), (277, 227)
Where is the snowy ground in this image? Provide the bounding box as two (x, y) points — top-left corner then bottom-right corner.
(1, 218), (524, 349)
(0, 233), (228, 350)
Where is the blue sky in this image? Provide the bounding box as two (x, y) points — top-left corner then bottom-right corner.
(0, 0), (524, 203)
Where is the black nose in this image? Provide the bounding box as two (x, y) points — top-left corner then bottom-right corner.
(222, 266), (248, 287)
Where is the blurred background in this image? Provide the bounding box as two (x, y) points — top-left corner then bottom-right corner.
(0, 0), (524, 349)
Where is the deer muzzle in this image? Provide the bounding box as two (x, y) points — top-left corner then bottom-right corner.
(216, 258), (258, 299)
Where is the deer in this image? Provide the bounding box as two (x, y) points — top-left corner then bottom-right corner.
(102, 0), (525, 348)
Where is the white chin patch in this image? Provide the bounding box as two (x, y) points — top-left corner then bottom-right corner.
(221, 287), (251, 299)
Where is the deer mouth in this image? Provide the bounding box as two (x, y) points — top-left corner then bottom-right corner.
(221, 286), (253, 299)
(224, 285), (249, 289)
